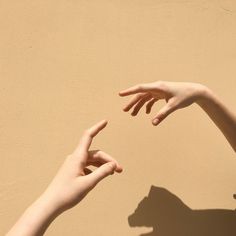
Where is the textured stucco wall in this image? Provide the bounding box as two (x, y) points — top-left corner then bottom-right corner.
(1, 1), (235, 235)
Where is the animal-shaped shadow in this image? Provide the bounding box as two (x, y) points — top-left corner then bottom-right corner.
(128, 186), (236, 236)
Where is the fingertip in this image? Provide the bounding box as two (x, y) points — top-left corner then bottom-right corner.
(152, 118), (160, 126)
(110, 162), (123, 174)
(94, 119), (108, 127)
(131, 110), (138, 116)
(102, 119), (108, 125)
(99, 119), (108, 129)
(119, 91), (126, 96)
(115, 165), (123, 173)
(88, 119), (108, 139)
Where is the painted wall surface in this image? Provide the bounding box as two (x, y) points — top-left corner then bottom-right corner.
(1, 1), (236, 235)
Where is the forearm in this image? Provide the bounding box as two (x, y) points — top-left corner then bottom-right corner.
(6, 120), (121, 236)
(6, 193), (61, 236)
(197, 86), (236, 152)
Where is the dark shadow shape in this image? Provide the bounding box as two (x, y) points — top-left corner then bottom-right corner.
(128, 186), (236, 236)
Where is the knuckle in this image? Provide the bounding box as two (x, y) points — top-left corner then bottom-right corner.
(168, 99), (179, 109)
(105, 164), (114, 174)
(158, 109), (168, 118)
(80, 160), (87, 167)
(96, 150), (104, 156)
(137, 93), (144, 99)
(157, 113), (164, 119)
(136, 84), (143, 90)
(156, 80), (165, 89)
(165, 103), (172, 109)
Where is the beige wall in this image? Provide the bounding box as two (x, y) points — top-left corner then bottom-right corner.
(1, 0), (236, 235)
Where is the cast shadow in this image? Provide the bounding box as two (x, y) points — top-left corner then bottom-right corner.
(128, 186), (236, 236)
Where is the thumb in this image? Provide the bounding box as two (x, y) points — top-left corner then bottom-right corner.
(87, 162), (117, 187)
(152, 102), (176, 126)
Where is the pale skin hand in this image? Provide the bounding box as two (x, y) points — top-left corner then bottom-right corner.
(119, 81), (236, 152)
(6, 120), (122, 236)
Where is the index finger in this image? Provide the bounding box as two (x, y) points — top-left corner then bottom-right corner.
(75, 120), (108, 154)
(119, 83), (155, 96)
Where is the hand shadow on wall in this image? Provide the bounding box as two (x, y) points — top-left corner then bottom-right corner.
(128, 186), (236, 236)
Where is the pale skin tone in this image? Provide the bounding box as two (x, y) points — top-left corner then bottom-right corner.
(6, 81), (236, 235)
(119, 81), (236, 152)
(6, 120), (122, 236)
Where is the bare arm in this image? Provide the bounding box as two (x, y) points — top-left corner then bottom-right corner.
(197, 87), (236, 152)
(6, 120), (122, 236)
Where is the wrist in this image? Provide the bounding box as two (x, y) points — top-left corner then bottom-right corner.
(24, 192), (64, 233)
(38, 191), (64, 217)
(23, 194), (60, 233)
(35, 194), (61, 216)
(194, 84), (213, 106)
